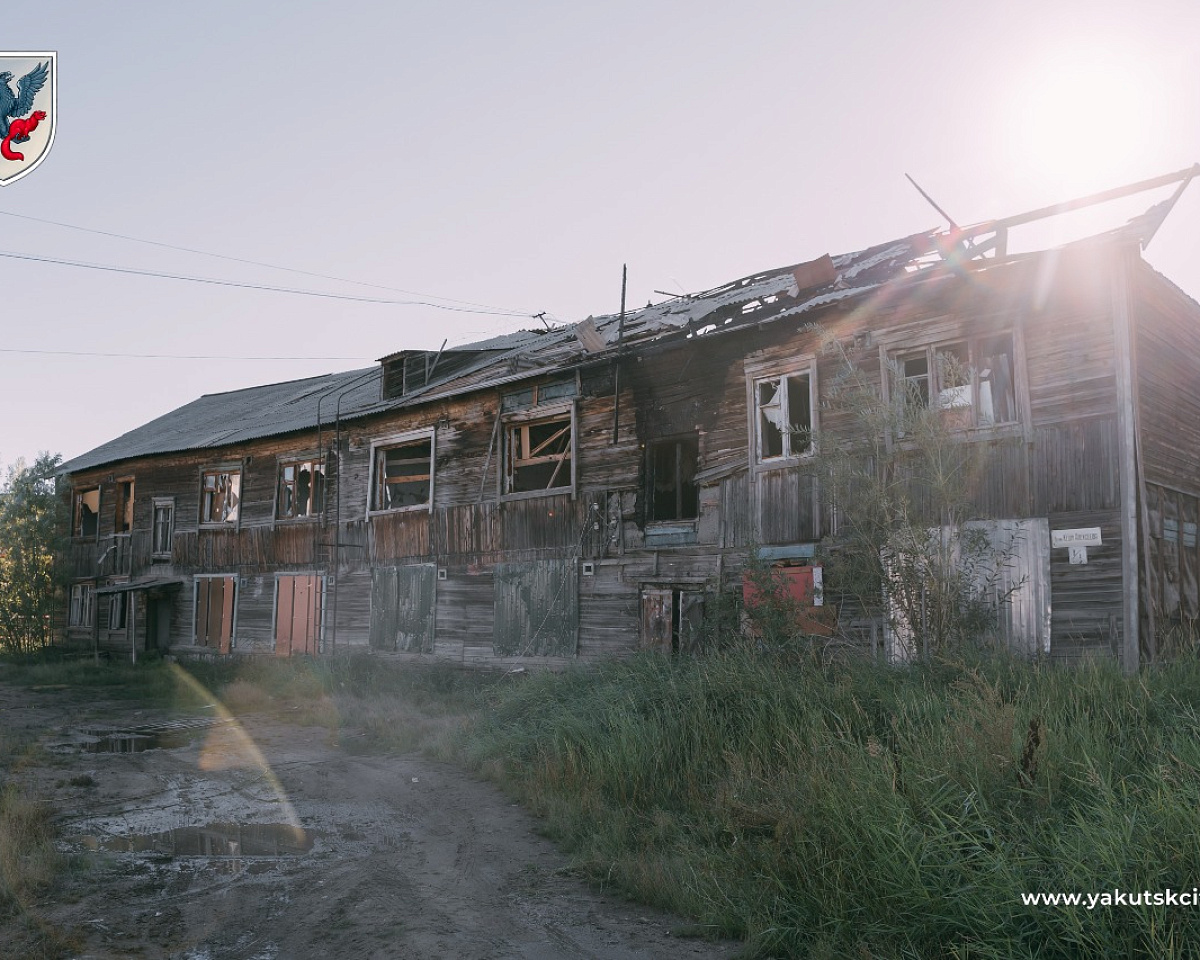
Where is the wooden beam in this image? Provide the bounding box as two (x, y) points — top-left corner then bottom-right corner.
(1111, 248), (1141, 673)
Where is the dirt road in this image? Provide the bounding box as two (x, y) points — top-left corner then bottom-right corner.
(2, 679), (740, 960)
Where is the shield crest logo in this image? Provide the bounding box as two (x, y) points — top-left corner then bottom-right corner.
(0, 52), (56, 187)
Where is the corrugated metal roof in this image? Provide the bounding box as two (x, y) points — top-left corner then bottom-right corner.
(59, 232), (933, 476)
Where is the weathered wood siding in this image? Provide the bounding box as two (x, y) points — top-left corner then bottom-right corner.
(61, 244), (1159, 664)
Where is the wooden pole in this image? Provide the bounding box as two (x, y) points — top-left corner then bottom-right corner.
(1111, 248), (1141, 672)
(611, 265), (626, 445)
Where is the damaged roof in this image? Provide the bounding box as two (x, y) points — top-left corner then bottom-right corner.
(61, 232), (935, 475)
(64, 157), (1193, 477)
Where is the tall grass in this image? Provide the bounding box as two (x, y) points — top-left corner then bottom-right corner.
(463, 650), (1200, 958)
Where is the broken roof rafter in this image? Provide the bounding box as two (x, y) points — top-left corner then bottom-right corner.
(59, 166), (1199, 477)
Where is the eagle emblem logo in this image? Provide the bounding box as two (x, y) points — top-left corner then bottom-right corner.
(0, 52), (55, 186)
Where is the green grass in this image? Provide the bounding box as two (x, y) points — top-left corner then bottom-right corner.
(9, 647), (1200, 956)
(461, 650), (1200, 959)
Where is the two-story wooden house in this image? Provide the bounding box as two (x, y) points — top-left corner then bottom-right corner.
(57, 171), (1200, 669)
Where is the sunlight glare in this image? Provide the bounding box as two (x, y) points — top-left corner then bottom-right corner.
(1012, 44), (1162, 196)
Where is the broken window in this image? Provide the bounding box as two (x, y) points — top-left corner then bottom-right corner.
(894, 334), (1018, 431)
(370, 434), (433, 512)
(114, 479), (134, 534)
(69, 582), (94, 628)
(754, 372), (813, 462)
(504, 410), (574, 495)
(200, 469), (241, 525)
(152, 498), (175, 560)
(647, 436), (699, 522)
(73, 487), (100, 538)
(278, 458), (325, 519)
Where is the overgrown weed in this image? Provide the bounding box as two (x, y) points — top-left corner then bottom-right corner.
(463, 648), (1200, 958)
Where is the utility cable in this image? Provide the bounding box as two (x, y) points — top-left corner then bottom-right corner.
(0, 248), (535, 316)
(0, 347), (373, 361)
(0, 207), (538, 315)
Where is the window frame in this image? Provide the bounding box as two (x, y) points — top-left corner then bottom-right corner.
(500, 400), (577, 501)
(882, 329), (1029, 442)
(68, 581), (95, 629)
(199, 464), (243, 528)
(73, 486), (101, 540)
(275, 455), (326, 522)
(151, 497), (175, 561)
(113, 478), (135, 535)
(746, 358), (818, 471)
(367, 428), (436, 516)
(645, 434), (700, 523)
(108, 590), (128, 633)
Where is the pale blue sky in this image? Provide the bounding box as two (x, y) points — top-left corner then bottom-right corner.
(3, 1), (1199, 468)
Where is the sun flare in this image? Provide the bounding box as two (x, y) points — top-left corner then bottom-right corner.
(1012, 44), (1165, 195)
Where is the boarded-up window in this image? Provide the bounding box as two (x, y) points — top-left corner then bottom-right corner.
(647, 436), (698, 521)
(1148, 484), (1200, 624)
(74, 487), (100, 538)
(200, 470), (241, 525)
(369, 565), (436, 652)
(493, 560), (578, 657)
(194, 576), (236, 653)
(278, 460), (325, 519)
(885, 519), (1051, 660)
(371, 435), (433, 512)
(274, 575), (322, 656)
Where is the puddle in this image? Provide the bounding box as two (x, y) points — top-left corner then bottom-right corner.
(82, 822), (316, 857)
(81, 730), (193, 753)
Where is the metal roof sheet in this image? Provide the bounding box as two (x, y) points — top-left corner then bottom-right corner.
(58, 232), (933, 476)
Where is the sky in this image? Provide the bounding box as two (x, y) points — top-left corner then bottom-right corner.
(2, 0), (1199, 471)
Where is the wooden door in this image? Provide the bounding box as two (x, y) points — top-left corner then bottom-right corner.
(195, 577), (235, 653)
(275, 575), (322, 656)
(640, 587), (674, 652)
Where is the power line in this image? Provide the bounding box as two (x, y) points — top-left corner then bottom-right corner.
(0, 249), (534, 316)
(0, 207), (537, 315)
(0, 347), (373, 361)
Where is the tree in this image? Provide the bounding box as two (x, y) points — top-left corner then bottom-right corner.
(0, 454), (67, 654)
(807, 334), (1019, 659)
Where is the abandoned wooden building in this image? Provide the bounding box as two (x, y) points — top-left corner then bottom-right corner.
(57, 168), (1200, 670)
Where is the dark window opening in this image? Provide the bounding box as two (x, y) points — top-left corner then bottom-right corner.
(200, 470), (241, 525)
(647, 436), (699, 521)
(74, 488), (100, 538)
(372, 438), (433, 511)
(114, 480), (134, 534)
(506, 413), (573, 494)
(278, 459), (325, 519)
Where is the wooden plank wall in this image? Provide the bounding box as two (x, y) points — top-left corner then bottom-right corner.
(61, 244), (1157, 664)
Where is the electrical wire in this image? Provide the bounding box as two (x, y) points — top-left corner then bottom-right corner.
(0, 207), (538, 315)
(0, 347), (372, 361)
(0, 248), (535, 316)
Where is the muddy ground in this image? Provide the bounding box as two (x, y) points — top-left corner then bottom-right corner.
(1, 677), (740, 960)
